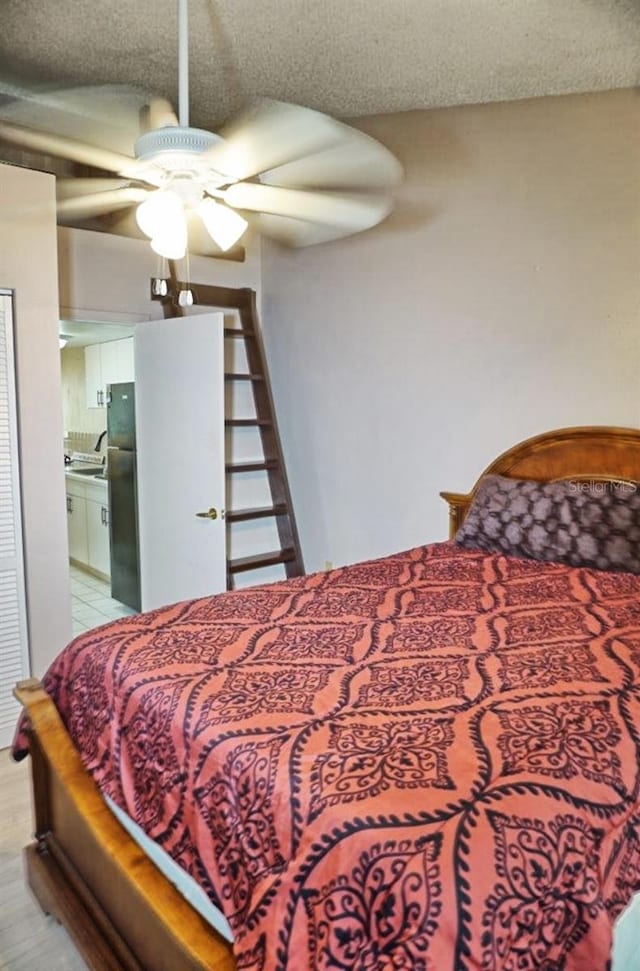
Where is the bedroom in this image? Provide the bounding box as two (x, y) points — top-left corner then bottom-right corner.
(0, 1), (639, 969)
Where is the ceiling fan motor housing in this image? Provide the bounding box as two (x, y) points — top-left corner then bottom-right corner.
(135, 125), (221, 159)
(133, 125), (230, 189)
(134, 125), (225, 165)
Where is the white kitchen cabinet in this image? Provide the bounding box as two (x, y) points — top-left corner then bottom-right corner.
(65, 475), (110, 579)
(85, 337), (134, 409)
(85, 343), (104, 408)
(86, 496), (110, 576)
(67, 493), (88, 563)
(99, 340), (120, 393)
(114, 337), (135, 383)
(66, 492), (89, 564)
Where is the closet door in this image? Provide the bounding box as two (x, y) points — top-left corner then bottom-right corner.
(0, 291), (30, 748)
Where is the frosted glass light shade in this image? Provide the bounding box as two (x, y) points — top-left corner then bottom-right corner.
(136, 189), (183, 238)
(198, 198), (248, 251)
(137, 190), (188, 259)
(150, 227), (187, 260)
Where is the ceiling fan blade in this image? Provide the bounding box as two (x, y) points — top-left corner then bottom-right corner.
(142, 97), (179, 132)
(223, 182), (392, 231)
(0, 121), (138, 175)
(57, 187), (149, 220)
(203, 100), (345, 182)
(248, 213), (362, 248)
(56, 178), (131, 201)
(261, 127), (403, 191)
(0, 81), (152, 154)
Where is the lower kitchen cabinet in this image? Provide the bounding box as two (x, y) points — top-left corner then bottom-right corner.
(66, 492), (89, 564)
(65, 475), (110, 579)
(86, 497), (110, 576)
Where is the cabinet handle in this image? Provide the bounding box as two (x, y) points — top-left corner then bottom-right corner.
(101, 506), (109, 526)
(67, 496), (73, 513)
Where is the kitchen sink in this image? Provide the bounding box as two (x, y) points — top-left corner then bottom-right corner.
(67, 466), (105, 476)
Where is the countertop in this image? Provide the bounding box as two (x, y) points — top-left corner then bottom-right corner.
(65, 468), (108, 489)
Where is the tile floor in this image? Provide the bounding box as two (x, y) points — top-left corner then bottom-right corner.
(70, 563), (136, 634)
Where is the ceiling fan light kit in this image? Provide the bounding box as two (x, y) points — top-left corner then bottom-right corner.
(0, 0), (403, 257)
(197, 198), (248, 252)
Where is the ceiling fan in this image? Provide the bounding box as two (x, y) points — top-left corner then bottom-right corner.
(0, 0), (402, 258)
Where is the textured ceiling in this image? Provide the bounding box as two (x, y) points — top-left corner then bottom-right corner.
(1, 0), (639, 130)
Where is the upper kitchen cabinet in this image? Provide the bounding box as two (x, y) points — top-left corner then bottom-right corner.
(85, 338), (135, 408)
(84, 343), (103, 408)
(115, 337), (135, 382)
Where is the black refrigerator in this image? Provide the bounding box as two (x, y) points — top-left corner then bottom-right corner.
(107, 382), (141, 611)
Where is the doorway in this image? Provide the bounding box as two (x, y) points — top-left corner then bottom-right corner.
(60, 319), (137, 634)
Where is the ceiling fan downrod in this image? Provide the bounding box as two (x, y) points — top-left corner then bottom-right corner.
(178, 0), (189, 127)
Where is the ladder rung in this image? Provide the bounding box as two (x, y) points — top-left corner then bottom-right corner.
(226, 460), (278, 474)
(226, 504), (288, 523)
(225, 418), (271, 427)
(224, 328), (255, 339)
(228, 548), (297, 574)
(224, 372), (264, 381)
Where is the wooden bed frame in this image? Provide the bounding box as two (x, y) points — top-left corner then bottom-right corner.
(15, 425), (640, 970)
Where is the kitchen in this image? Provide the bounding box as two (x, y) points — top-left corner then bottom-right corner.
(60, 321), (139, 633)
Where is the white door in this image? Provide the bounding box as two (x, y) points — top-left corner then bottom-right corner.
(135, 313), (226, 611)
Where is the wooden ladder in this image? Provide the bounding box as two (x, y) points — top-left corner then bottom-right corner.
(155, 271), (305, 589)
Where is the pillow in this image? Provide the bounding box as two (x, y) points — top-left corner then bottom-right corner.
(455, 473), (640, 574)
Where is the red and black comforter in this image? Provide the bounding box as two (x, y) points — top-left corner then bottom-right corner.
(14, 542), (640, 970)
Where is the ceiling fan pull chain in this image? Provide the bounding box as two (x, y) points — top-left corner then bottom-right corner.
(178, 0), (190, 127)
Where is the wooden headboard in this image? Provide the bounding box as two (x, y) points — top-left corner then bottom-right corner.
(441, 425), (640, 538)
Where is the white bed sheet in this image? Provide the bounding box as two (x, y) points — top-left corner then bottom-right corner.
(106, 796), (640, 968)
(105, 795), (234, 944)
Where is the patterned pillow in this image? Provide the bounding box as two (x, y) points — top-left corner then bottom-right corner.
(455, 474), (640, 574)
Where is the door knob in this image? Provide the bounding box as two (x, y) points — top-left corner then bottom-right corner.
(196, 507), (218, 520)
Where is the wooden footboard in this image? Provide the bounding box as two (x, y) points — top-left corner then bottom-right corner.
(14, 679), (236, 971)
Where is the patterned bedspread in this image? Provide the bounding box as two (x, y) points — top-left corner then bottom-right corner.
(14, 541), (640, 970)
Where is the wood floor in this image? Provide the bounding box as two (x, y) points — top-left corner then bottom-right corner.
(0, 748), (86, 971)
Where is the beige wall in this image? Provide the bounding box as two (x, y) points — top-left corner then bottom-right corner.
(58, 225), (262, 320)
(262, 88), (640, 572)
(0, 164), (72, 673)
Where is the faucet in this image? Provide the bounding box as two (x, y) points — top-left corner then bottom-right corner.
(94, 430), (108, 463)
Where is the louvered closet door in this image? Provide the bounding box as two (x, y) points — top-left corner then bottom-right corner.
(0, 291), (29, 748)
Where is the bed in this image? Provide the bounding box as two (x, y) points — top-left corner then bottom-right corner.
(13, 425), (640, 971)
